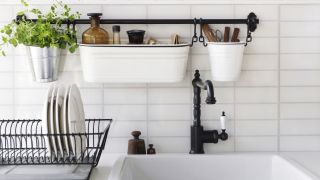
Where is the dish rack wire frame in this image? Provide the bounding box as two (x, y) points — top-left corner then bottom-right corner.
(0, 118), (112, 167)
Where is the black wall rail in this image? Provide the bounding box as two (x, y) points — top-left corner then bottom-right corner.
(16, 12), (259, 46)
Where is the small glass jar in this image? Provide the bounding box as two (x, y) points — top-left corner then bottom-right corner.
(112, 25), (121, 44)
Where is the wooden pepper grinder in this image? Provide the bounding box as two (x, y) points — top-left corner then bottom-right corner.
(127, 131), (146, 154)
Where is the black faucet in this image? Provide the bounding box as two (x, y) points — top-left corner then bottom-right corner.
(190, 70), (228, 154)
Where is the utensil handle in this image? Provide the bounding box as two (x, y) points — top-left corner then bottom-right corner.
(231, 28), (240, 42)
(223, 27), (230, 42)
(202, 24), (216, 42)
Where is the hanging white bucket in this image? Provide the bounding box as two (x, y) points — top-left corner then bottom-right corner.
(207, 42), (245, 81)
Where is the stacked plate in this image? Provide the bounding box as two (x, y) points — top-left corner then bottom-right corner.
(42, 84), (86, 158)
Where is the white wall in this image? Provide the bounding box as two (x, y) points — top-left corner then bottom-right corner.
(0, 0), (319, 153)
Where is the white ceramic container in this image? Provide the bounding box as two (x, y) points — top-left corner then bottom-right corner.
(108, 154), (318, 180)
(207, 42), (245, 81)
(79, 44), (190, 83)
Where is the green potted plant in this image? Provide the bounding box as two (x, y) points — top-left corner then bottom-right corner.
(0, 0), (80, 82)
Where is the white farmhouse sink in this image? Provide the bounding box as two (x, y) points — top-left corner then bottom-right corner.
(108, 154), (319, 180)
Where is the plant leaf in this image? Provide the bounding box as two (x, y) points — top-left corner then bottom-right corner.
(20, 0), (29, 7)
(0, 0), (79, 54)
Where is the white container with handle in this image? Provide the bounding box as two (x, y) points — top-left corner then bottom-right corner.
(207, 42), (245, 81)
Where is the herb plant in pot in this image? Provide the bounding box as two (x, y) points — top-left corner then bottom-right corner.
(0, 0), (80, 82)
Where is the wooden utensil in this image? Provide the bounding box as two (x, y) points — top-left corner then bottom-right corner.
(224, 27), (230, 42)
(171, 33), (180, 44)
(202, 24), (216, 42)
(231, 28), (240, 42)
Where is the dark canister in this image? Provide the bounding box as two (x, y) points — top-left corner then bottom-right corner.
(147, 144), (156, 154)
(127, 131), (146, 154)
(127, 30), (145, 44)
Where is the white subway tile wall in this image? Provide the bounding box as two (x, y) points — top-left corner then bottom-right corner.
(0, 3), (319, 153)
(280, 5), (320, 152)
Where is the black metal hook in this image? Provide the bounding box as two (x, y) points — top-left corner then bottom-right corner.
(198, 18), (207, 47)
(72, 21), (76, 33)
(15, 14), (27, 24)
(245, 12), (259, 46)
(245, 25), (252, 46)
(191, 18), (198, 46)
(247, 12), (259, 32)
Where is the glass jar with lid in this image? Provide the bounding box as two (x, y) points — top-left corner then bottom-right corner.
(82, 13), (109, 44)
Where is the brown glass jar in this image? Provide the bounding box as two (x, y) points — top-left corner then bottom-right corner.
(82, 13), (109, 44)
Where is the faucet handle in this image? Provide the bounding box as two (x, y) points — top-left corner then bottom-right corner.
(219, 112), (228, 141)
(220, 111), (227, 130)
(219, 129), (228, 141)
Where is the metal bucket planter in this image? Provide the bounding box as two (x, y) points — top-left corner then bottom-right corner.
(26, 46), (61, 83)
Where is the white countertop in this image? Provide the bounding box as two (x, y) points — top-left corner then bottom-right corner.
(90, 152), (320, 180)
(280, 152), (320, 178)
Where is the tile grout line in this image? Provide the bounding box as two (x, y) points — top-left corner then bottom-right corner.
(233, 4), (237, 152)
(189, 4), (192, 152)
(12, 54), (15, 119)
(233, 76), (236, 150)
(102, 84), (105, 119)
(11, 6), (15, 120)
(277, 4), (281, 152)
(101, 4), (105, 120)
(146, 5), (150, 145)
(146, 83), (149, 144)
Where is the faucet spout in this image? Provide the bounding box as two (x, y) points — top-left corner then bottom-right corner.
(192, 70), (216, 105)
(204, 80), (216, 104)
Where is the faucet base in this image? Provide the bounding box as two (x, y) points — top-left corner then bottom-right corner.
(190, 125), (205, 154)
(189, 125), (219, 154)
(189, 150), (204, 154)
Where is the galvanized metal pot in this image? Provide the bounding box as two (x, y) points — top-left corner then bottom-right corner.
(26, 46), (61, 83)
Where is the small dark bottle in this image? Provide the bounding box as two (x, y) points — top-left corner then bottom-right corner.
(127, 131), (146, 154)
(147, 144), (156, 155)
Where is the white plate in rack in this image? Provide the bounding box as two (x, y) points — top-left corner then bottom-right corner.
(41, 85), (54, 157)
(55, 85), (66, 156)
(62, 85), (70, 156)
(50, 87), (62, 156)
(48, 86), (58, 157)
(67, 84), (86, 157)
(49, 86), (58, 157)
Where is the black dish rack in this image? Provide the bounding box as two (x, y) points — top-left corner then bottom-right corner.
(0, 119), (112, 167)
